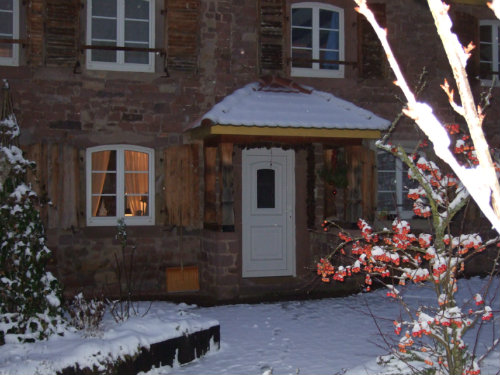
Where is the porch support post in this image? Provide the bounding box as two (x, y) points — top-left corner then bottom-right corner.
(220, 142), (234, 232)
(204, 146), (218, 229)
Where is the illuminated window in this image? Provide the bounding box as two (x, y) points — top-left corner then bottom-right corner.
(0, 0), (19, 66)
(86, 145), (155, 226)
(291, 2), (344, 78)
(86, 0), (155, 72)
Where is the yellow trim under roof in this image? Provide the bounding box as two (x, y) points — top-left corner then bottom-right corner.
(191, 124), (382, 139)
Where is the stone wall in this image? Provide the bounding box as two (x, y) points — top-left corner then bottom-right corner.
(48, 226), (203, 298)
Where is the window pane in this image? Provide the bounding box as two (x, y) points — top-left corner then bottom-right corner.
(480, 62), (492, 78)
(378, 171), (396, 191)
(125, 151), (148, 171)
(92, 195), (116, 217)
(292, 8), (312, 27)
(320, 30), (339, 50)
(320, 9), (339, 30)
(92, 18), (117, 40)
(125, 195), (148, 216)
(377, 152), (395, 170)
(480, 25), (492, 43)
(292, 48), (312, 68)
(92, 150), (116, 171)
(91, 172), (116, 194)
(320, 50), (339, 70)
(91, 41), (117, 62)
(125, 48), (149, 64)
(125, 20), (149, 43)
(378, 192), (396, 211)
(125, 0), (149, 20)
(92, 0), (116, 17)
(0, 0), (13, 11)
(0, 12), (13, 34)
(125, 172), (148, 194)
(257, 169), (275, 209)
(292, 28), (312, 48)
(480, 43), (492, 61)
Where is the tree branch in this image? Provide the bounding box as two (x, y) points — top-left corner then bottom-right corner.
(354, 0), (500, 234)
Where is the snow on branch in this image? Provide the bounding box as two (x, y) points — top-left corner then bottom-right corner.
(488, 0), (500, 19)
(354, 0), (500, 234)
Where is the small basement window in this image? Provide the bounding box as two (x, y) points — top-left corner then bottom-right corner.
(86, 145), (155, 226)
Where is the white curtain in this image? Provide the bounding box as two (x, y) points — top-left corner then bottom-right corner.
(125, 151), (149, 216)
(91, 151), (111, 216)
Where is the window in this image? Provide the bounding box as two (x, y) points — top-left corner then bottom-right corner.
(377, 152), (416, 220)
(86, 0), (155, 72)
(0, 0), (19, 66)
(86, 145), (155, 226)
(291, 2), (344, 78)
(479, 20), (500, 84)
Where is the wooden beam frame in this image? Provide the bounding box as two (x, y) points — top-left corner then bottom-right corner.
(190, 125), (381, 140)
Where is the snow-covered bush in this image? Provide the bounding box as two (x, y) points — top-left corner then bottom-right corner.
(68, 293), (106, 336)
(0, 82), (66, 343)
(108, 219), (151, 322)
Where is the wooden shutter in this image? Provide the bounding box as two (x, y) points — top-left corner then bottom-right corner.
(24, 143), (81, 229)
(45, 0), (80, 66)
(166, 0), (200, 71)
(357, 4), (387, 79)
(164, 144), (201, 228)
(27, 0), (44, 66)
(259, 0), (284, 72)
(345, 146), (376, 222)
(452, 11), (479, 84)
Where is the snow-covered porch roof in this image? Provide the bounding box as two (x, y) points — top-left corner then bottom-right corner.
(188, 77), (391, 140)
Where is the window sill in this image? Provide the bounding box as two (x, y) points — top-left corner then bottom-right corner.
(291, 67), (345, 79)
(87, 217), (155, 227)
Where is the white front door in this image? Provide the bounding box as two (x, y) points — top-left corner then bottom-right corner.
(242, 148), (295, 277)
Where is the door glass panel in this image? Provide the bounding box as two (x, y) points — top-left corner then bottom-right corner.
(257, 169), (275, 208)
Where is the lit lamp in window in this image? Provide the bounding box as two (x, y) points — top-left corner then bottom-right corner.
(140, 195), (148, 216)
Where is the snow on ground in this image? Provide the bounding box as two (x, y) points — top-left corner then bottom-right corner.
(0, 277), (498, 375)
(0, 303), (218, 375)
(147, 277), (500, 375)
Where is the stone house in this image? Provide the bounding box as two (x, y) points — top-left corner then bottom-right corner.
(0, 0), (498, 302)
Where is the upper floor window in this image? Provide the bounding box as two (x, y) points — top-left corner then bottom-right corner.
(86, 145), (155, 226)
(377, 151), (416, 220)
(0, 0), (19, 66)
(479, 19), (500, 84)
(291, 2), (344, 78)
(86, 0), (155, 72)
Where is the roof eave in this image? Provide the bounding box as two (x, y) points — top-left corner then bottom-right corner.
(188, 124), (383, 140)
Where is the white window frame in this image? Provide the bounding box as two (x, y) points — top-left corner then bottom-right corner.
(376, 151), (414, 220)
(479, 19), (500, 86)
(0, 0), (20, 66)
(86, 145), (155, 226)
(290, 2), (344, 79)
(86, 0), (155, 72)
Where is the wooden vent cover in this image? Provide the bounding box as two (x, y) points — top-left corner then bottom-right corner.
(166, 266), (200, 293)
